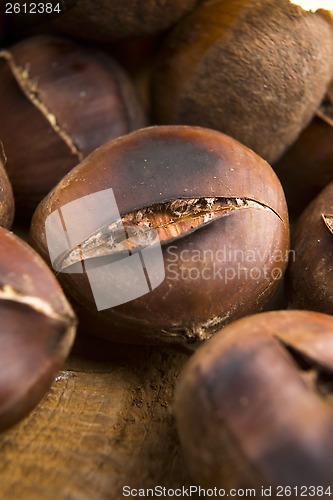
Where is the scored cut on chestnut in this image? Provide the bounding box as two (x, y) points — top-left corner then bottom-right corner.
(0, 144), (14, 229)
(151, 0), (333, 164)
(0, 226), (77, 432)
(287, 181), (333, 313)
(30, 125), (289, 345)
(175, 310), (333, 490)
(0, 35), (146, 218)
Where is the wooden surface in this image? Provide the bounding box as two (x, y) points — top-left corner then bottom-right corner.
(0, 333), (197, 499)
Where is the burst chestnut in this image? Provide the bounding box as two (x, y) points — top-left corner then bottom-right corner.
(0, 35), (146, 218)
(30, 126), (289, 344)
(0, 226), (76, 431)
(175, 310), (333, 490)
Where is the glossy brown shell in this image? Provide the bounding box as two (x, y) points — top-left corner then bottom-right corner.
(0, 35), (146, 217)
(30, 125), (289, 344)
(274, 83), (333, 220)
(0, 226), (76, 431)
(175, 310), (333, 489)
(0, 150), (14, 229)
(287, 181), (333, 312)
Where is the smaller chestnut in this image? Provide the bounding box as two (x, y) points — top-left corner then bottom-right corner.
(0, 35), (146, 218)
(287, 181), (333, 312)
(0, 226), (76, 431)
(0, 147), (14, 229)
(175, 310), (333, 490)
(275, 81), (333, 220)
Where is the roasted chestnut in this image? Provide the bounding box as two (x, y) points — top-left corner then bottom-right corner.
(0, 147), (14, 229)
(152, 0), (333, 164)
(50, 0), (199, 42)
(287, 181), (333, 312)
(0, 35), (146, 218)
(30, 126), (289, 345)
(175, 310), (333, 490)
(275, 81), (333, 220)
(0, 226), (76, 431)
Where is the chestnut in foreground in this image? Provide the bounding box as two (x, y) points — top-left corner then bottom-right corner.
(0, 149), (14, 229)
(152, 0), (333, 164)
(50, 0), (199, 42)
(287, 181), (333, 312)
(275, 81), (333, 220)
(0, 226), (76, 431)
(0, 35), (145, 217)
(175, 310), (333, 490)
(30, 126), (289, 344)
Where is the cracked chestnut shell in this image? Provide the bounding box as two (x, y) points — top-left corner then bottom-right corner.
(175, 310), (333, 489)
(0, 226), (76, 431)
(0, 35), (146, 219)
(287, 181), (333, 312)
(152, 0), (333, 164)
(30, 126), (289, 345)
(0, 148), (14, 229)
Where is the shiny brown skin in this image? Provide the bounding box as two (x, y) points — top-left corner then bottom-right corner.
(275, 87), (333, 221)
(175, 310), (333, 490)
(0, 226), (76, 431)
(287, 182), (333, 312)
(0, 152), (14, 229)
(50, 0), (199, 42)
(30, 126), (289, 345)
(0, 35), (146, 219)
(151, 0), (333, 164)
(275, 117), (333, 220)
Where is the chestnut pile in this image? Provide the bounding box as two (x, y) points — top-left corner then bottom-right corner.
(1, 0), (333, 495)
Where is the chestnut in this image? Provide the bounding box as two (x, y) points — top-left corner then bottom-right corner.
(49, 0), (199, 42)
(274, 81), (333, 220)
(0, 35), (146, 218)
(30, 126), (289, 345)
(175, 310), (333, 490)
(0, 147), (14, 229)
(287, 181), (333, 312)
(0, 226), (76, 431)
(151, 0), (333, 164)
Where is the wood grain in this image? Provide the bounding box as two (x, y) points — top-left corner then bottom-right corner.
(0, 333), (197, 499)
